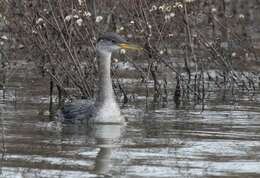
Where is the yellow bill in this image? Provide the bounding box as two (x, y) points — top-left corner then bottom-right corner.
(118, 43), (143, 51)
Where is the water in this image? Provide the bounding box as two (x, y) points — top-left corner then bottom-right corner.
(1, 65), (260, 178)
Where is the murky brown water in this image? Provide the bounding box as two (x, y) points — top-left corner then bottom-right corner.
(1, 62), (260, 178)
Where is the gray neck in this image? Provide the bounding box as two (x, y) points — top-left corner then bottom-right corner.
(95, 50), (115, 105)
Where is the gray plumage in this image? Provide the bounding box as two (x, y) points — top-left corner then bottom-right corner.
(59, 100), (96, 123)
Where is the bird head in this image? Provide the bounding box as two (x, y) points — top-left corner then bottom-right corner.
(96, 32), (143, 53)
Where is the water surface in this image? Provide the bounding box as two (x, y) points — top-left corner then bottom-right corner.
(1, 66), (260, 178)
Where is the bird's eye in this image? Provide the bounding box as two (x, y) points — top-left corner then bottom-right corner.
(111, 40), (116, 43)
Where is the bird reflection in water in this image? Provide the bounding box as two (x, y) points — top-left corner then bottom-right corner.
(91, 124), (124, 176)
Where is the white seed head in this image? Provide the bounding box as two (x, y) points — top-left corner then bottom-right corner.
(211, 8), (217, 13)
(76, 18), (83, 26)
(159, 50), (164, 55)
(65, 15), (73, 21)
(95, 16), (103, 23)
(1, 35), (8, 40)
(73, 14), (79, 19)
(164, 15), (171, 21)
(150, 5), (157, 11)
(83, 11), (92, 17)
(159, 4), (166, 11)
(239, 14), (245, 19)
(170, 13), (175, 17)
(165, 6), (172, 12)
(78, 0), (83, 5)
(18, 44), (25, 49)
(177, 4), (183, 8)
(175, 2), (183, 8)
(36, 18), (44, 24)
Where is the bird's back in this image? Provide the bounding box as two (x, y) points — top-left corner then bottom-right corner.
(57, 99), (96, 123)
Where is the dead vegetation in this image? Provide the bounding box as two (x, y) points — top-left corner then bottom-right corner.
(1, 0), (260, 110)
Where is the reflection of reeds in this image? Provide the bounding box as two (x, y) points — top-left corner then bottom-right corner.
(0, 93), (6, 175)
(1, 46), (15, 165)
(0, 116), (6, 175)
(1, 0), (260, 109)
